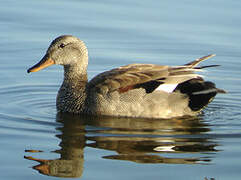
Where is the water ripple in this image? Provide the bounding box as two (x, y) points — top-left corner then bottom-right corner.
(0, 84), (60, 134)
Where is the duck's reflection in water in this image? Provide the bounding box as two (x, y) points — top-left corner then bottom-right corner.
(24, 113), (219, 178)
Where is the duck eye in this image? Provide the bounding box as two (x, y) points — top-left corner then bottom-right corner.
(59, 43), (65, 48)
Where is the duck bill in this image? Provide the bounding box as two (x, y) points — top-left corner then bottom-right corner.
(27, 54), (55, 73)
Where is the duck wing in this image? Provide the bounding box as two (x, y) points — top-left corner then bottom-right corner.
(88, 54), (216, 95)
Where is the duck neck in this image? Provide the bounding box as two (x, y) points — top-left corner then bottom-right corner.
(57, 57), (89, 113)
(63, 64), (88, 85)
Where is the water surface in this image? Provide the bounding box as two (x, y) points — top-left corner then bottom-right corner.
(1, 0), (241, 179)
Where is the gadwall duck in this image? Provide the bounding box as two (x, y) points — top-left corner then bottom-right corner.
(27, 35), (226, 118)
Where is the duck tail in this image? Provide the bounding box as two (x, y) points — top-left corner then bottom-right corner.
(175, 79), (226, 112)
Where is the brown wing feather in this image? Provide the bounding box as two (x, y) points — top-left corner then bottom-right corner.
(184, 54), (215, 67)
(88, 64), (169, 94)
(88, 55), (217, 94)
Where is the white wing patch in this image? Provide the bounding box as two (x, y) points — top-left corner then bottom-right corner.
(155, 84), (178, 93)
(153, 145), (175, 152)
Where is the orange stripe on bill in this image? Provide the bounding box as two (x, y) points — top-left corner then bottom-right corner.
(27, 54), (55, 73)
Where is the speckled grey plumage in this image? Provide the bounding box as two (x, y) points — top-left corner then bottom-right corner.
(28, 35), (225, 119)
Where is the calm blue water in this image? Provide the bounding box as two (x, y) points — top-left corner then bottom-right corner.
(1, 0), (241, 179)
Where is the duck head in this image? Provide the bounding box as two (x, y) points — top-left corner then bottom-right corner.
(27, 35), (88, 73)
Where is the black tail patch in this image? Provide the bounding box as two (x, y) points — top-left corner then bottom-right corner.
(175, 78), (219, 111)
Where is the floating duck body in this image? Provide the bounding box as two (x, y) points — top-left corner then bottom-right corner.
(28, 35), (225, 118)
